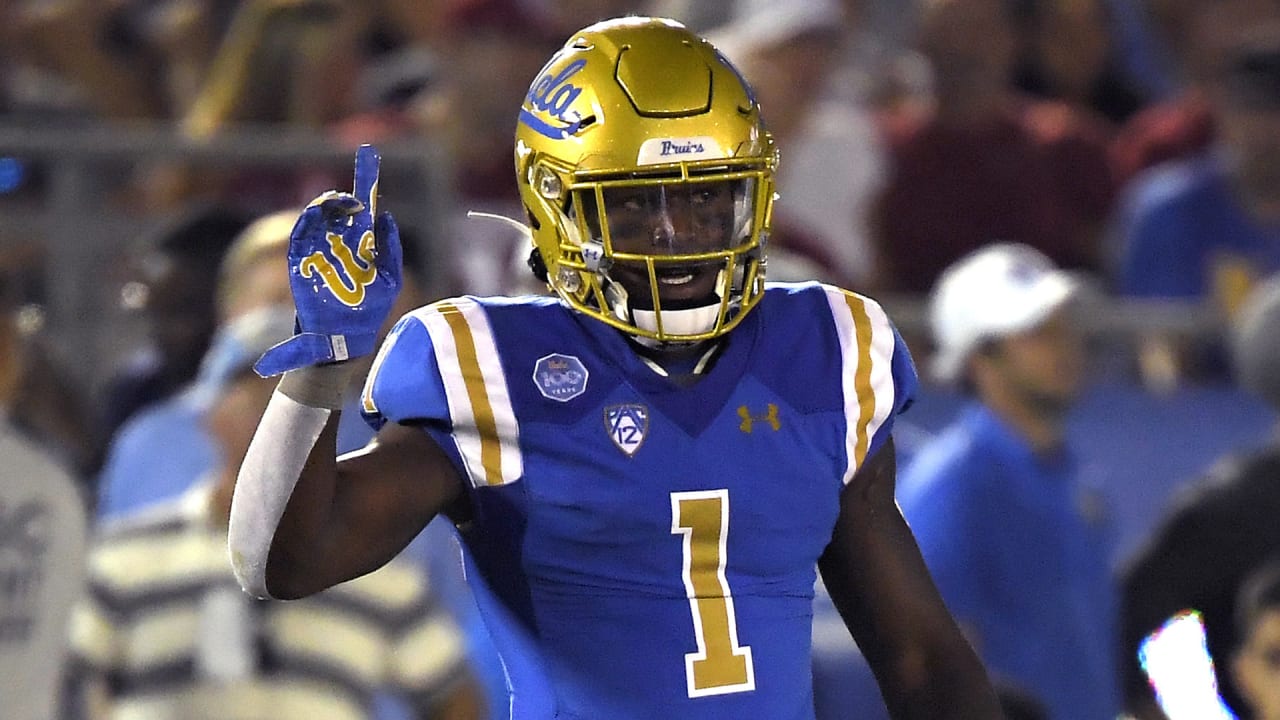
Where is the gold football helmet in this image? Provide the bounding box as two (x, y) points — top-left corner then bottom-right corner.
(515, 16), (777, 343)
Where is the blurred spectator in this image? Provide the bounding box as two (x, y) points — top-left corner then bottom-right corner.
(1, 1), (261, 222)
(10, 328), (105, 480)
(118, 0), (376, 213)
(1011, 0), (1149, 127)
(96, 208), (291, 518)
(334, 0), (564, 298)
(181, 0), (366, 140)
(1108, 0), (1216, 187)
(100, 203), (253, 441)
(872, 0), (1116, 294)
(1109, 0), (1280, 386)
(0, 270), (89, 720)
(3, 0), (174, 121)
(1119, 274), (1280, 719)
(1112, 1), (1280, 309)
(1102, 0), (1182, 103)
(65, 307), (486, 720)
(835, 0), (930, 108)
(1232, 561), (1280, 720)
(1109, 92), (1214, 191)
(0, 240), (109, 479)
(710, 0), (885, 288)
(897, 243), (1119, 720)
(93, 207), (507, 719)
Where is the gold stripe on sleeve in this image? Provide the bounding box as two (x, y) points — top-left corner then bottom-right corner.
(844, 293), (876, 468)
(438, 302), (504, 486)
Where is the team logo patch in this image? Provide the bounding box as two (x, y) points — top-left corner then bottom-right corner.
(533, 353), (589, 402)
(605, 404), (649, 456)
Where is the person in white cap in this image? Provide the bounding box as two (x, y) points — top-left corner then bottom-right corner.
(896, 242), (1120, 720)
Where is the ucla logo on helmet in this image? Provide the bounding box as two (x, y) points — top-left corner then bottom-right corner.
(605, 404), (649, 456)
(533, 353), (589, 402)
(520, 59), (587, 140)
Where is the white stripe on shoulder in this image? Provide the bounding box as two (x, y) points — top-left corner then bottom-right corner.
(416, 298), (522, 487)
(822, 287), (898, 485)
(361, 320), (397, 416)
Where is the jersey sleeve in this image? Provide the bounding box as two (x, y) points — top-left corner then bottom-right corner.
(359, 311), (451, 431)
(360, 298), (524, 488)
(822, 287), (919, 484)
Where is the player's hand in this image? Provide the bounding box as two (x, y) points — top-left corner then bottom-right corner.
(255, 144), (403, 377)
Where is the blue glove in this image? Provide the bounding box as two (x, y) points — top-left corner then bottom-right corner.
(254, 144), (403, 377)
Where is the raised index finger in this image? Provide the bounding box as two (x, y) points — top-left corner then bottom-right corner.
(353, 143), (381, 221)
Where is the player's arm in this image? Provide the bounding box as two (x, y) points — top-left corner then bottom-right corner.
(229, 144), (462, 600)
(818, 438), (1002, 719)
(241, 390), (465, 600)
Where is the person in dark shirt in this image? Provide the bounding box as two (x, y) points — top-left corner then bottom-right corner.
(1120, 273), (1280, 719)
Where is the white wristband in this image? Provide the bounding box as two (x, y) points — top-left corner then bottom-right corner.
(228, 390), (330, 599)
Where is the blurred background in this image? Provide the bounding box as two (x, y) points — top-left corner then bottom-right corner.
(4, 0), (1280, 718)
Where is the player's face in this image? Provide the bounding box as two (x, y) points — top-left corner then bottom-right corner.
(988, 306), (1085, 416)
(1235, 609), (1280, 720)
(593, 179), (742, 310)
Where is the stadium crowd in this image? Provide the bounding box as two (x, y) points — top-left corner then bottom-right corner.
(3, 0), (1280, 718)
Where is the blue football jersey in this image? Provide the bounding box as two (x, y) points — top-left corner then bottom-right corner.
(361, 282), (917, 720)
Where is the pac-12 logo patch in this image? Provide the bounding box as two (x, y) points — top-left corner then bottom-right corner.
(533, 353), (589, 402)
(605, 404), (649, 456)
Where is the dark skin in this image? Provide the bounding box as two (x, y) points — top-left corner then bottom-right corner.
(264, 413), (1000, 719)
(215, 372), (486, 720)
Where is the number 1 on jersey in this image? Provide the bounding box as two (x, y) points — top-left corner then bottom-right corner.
(671, 489), (756, 697)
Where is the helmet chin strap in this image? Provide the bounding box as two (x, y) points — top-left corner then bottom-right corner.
(608, 269), (735, 346)
(631, 305), (722, 340)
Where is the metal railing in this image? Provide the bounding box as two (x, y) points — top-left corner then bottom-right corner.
(0, 119), (1230, 395)
(0, 120), (454, 393)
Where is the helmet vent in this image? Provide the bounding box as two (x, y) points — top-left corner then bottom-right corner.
(616, 42), (712, 117)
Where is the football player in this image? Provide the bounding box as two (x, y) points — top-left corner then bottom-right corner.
(229, 16), (1000, 719)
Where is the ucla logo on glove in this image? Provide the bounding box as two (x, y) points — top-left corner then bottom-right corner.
(254, 144), (401, 377)
(300, 229), (378, 307)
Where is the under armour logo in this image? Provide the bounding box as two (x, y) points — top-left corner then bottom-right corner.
(738, 404), (780, 433)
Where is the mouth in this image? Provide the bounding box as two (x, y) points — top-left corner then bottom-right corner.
(612, 262), (722, 309)
(656, 263), (721, 292)
(656, 266), (699, 286)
